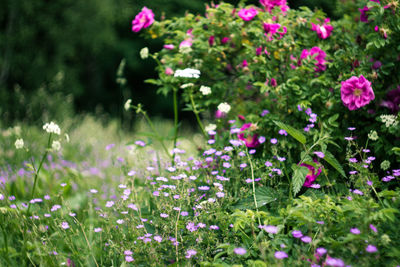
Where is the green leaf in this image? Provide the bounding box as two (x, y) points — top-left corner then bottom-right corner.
(273, 120), (306, 144)
(291, 164), (309, 196)
(255, 187), (277, 207)
(144, 78), (161, 85)
(323, 150), (346, 178)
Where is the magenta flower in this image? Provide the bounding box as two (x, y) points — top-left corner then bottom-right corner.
(208, 35), (215, 46)
(341, 75), (375, 111)
(359, 6), (370, 22)
(263, 23), (287, 41)
(237, 123), (260, 148)
(292, 230), (303, 238)
(350, 228), (361, 234)
(301, 47), (327, 72)
(300, 161), (322, 187)
(238, 8), (258, 21)
(311, 18), (334, 39)
(260, 0), (289, 14)
(163, 44), (174, 50)
(131, 7), (155, 32)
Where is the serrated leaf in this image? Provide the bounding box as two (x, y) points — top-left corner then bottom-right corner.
(323, 150), (346, 178)
(291, 164), (309, 196)
(255, 187), (277, 207)
(273, 120), (306, 144)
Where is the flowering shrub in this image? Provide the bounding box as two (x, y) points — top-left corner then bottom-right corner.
(1, 0), (400, 266)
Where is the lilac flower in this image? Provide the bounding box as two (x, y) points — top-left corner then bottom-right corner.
(352, 189), (364, 195)
(185, 249), (197, 259)
(209, 225), (219, 230)
(325, 257), (345, 267)
(216, 192), (225, 198)
(316, 247), (327, 255)
(234, 247), (247, 255)
(366, 245), (377, 253)
(61, 222), (69, 229)
(160, 213), (169, 218)
(301, 236), (312, 243)
(51, 205), (61, 212)
(369, 224), (378, 233)
(117, 219), (124, 224)
(274, 251), (288, 259)
(124, 250), (133, 256)
(198, 186), (210, 191)
(154, 235), (162, 242)
(349, 171), (358, 175)
(264, 225), (278, 234)
(350, 228), (361, 234)
(105, 201), (114, 208)
(89, 189), (98, 194)
(258, 136), (266, 144)
(292, 230), (303, 238)
(125, 256), (134, 262)
(105, 144), (115, 150)
(186, 222), (198, 232)
(265, 161), (273, 167)
(349, 158), (358, 163)
(270, 138), (278, 144)
(278, 129), (288, 136)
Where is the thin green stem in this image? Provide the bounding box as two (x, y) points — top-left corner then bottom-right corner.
(27, 134), (52, 215)
(172, 89), (179, 154)
(0, 223), (9, 264)
(141, 111), (171, 159)
(246, 150), (262, 226)
(189, 92), (206, 137)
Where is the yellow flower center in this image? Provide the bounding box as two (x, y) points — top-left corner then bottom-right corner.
(353, 88), (362, 97)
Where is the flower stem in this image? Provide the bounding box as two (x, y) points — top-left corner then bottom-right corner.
(189, 92), (206, 137)
(173, 89), (179, 156)
(246, 149), (262, 226)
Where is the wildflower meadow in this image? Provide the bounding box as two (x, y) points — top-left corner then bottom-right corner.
(1, 0), (400, 266)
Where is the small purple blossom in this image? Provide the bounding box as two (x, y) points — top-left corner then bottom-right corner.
(301, 236), (312, 243)
(234, 247), (247, 255)
(274, 251), (288, 259)
(366, 245), (377, 253)
(292, 230), (303, 238)
(350, 228), (361, 234)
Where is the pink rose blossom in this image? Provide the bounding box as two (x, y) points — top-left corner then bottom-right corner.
(238, 8), (258, 21)
(263, 23), (287, 41)
(359, 6), (370, 22)
(300, 160), (322, 187)
(237, 123), (260, 148)
(300, 47), (327, 72)
(165, 67), (174, 75)
(132, 7), (155, 32)
(341, 75), (375, 110)
(163, 44), (174, 50)
(311, 18), (334, 39)
(260, 0), (289, 14)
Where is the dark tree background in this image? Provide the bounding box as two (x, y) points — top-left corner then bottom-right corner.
(0, 0), (338, 125)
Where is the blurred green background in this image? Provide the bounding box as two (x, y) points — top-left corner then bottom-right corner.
(0, 0), (338, 126)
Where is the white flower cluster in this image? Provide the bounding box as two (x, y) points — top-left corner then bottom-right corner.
(15, 138), (24, 149)
(174, 68), (200, 79)
(200, 86), (211, 95)
(52, 140), (61, 151)
(124, 99), (132, 111)
(140, 47), (149, 59)
(43, 122), (61, 135)
(217, 102), (231, 113)
(380, 114), (398, 128)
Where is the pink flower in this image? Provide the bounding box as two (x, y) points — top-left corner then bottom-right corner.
(311, 18), (334, 39)
(237, 123), (260, 148)
(260, 0), (289, 14)
(263, 23), (287, 41)
(179, 39), (193, 48)
(165, 67), (174, 75)
(359, 6), (370, 22)
(300, 47), (327, 72)
(132, 7), (155, 32)
(238, 8), (258, 21)
(341, 75), (375, 111)
(221, 37), (230, 44)
(163, 44), (174, 50)
(300, 161), (322, 187)
(208, 36), (215, 46)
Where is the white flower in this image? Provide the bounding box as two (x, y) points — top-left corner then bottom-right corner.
(140, 47), (149, 59)
(368, 130), (379, 141)
(174, 68), (201, 79)
(43, 122), (61, 135)
(217, 102), (231, 114)
(180, 83), (194, 89)
(124, 99), (132, 111)
(52, 140), (61, 151)
(205, 124), (217, 132)
(179, 46), (192, 54)
(380, 114), (398, 128)
(200, 86), (211, 95)
(15, 138), (24, 149)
